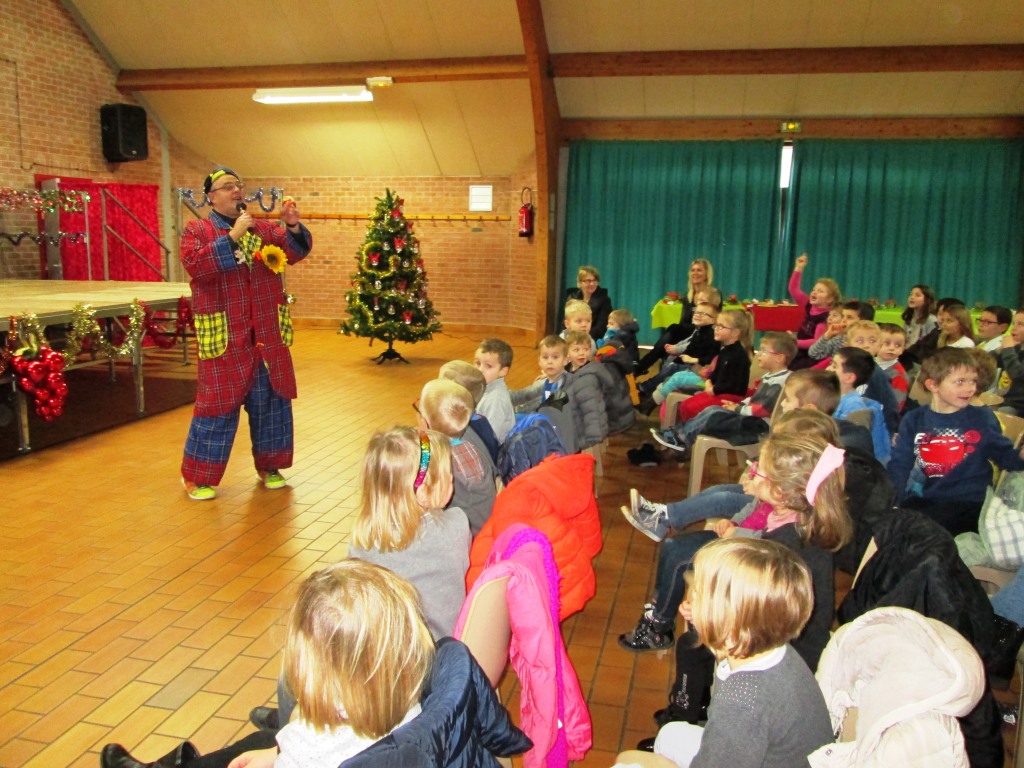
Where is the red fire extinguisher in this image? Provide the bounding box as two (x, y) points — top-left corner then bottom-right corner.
(518, 188), (534, 238)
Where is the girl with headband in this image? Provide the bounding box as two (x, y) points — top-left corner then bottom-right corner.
(348, 427), (471, 641)
(620, 431), (851, 740)
(241, 428), (472, 732)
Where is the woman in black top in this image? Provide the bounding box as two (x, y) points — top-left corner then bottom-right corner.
(565, 265), (612, 340)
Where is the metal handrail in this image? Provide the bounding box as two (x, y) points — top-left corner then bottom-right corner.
(101, 188), (172, 280)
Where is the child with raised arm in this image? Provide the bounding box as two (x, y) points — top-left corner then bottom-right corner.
(788, 253), (841, 369)
(597, 308), (641, 365)
(473, 338), (516, 443)
(889, 347), (1024, 536)
(638, 539), (834, 768)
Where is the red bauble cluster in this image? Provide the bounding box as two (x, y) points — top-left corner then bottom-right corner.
(10, 346), (68, 421)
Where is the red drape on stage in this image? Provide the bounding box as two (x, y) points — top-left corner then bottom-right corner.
(57, 181), (163, 281)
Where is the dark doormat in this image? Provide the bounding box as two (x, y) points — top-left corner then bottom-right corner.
(0, 352), (197, 460)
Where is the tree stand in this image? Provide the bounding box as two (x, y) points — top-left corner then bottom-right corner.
(371, 339), (409, 364)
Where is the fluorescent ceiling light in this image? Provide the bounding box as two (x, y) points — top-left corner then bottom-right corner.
(252, 86), (373, 105)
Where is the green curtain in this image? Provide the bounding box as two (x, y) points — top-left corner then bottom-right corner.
(564, 141), (783, 341)
(784, 139), (1024, 308)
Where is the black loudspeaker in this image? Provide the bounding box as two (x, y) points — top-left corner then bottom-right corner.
(100, 104), (148, 162)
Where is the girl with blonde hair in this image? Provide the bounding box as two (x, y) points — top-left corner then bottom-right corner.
(641, 539), (833, 768)
(789, 253), (842, 369)
(100, 561), (437, 768)
(620, 430), (851, 736)
(349, 427), (471, 640)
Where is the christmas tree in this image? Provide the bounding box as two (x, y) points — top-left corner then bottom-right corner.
(340, 189), (442, 363)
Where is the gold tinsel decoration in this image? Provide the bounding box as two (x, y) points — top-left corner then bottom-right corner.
(18, 301), (147, 365)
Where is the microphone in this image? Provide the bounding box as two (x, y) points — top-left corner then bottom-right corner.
(236, 202), (252, 233)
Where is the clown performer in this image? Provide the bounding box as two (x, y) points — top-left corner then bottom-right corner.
(179, 167), (312, 500)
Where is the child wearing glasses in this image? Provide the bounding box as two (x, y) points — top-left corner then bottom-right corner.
(650, 332), (796, 459)
(647, 309), (753, 445)
(620, 425), (850, 747)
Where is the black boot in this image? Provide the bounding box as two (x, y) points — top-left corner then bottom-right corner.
(618, 607), (674, 652)
(101, 742), (199, 768)
(987, 614), (1024, 688)
(653, 627), (714, 726)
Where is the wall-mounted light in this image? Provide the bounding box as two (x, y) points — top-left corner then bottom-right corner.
(780, 120), (802, 133)
(366, 76), (394, 89)
(252, 86), (373, 105)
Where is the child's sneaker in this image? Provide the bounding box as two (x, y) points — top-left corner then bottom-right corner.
(621, 488), (668, 542)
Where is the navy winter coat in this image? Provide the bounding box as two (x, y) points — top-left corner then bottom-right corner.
(340, 638), (532, 768)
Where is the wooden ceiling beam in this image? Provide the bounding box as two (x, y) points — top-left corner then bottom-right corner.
(117, 44), (1024, 92)
(117, 56), (527, 92)
(562, 117), (1024, 141)
(516, 0), (562, 339)
(551, 44), (1024, 78)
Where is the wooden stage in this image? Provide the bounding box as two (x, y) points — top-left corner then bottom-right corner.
(0, 279), (191, 330)
(1, 280), (193, 452)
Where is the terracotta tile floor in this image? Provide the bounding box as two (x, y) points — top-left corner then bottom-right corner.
(0, 329), (1017, 767)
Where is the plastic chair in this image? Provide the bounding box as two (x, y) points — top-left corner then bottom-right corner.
(686, 434), (761, 498)
(454, 575), (513, 767)
(970, 565), (1015, 596)
(456, 575), (512, 687)
(996, 411), (1024, 448)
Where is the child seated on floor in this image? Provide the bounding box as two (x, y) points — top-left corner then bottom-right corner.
(473, 338), (516, 443)
(563, 329), (609, 449)
(876, 323), (910, 413)
(888, 347), (1024, 537)
(439, 360), (499, 463)
(561, 299), (597, 357)
(650, 332), (796, 459)
(828, 347), (891, 463)
(567, 329), (635, 437)
(510, 335), (569, 412)
(637, 300), (721, 413)
(417, 378), (498, 536)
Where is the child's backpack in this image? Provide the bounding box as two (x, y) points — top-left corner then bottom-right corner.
(497, 414), (567, 484)
(537, 389), (579, 454)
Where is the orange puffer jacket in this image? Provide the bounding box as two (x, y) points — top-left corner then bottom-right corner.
(467, 452), (602, 619)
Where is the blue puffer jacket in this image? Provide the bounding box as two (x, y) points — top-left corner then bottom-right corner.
(339, 638), (532, 768)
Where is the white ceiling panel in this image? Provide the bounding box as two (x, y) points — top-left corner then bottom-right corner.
(642, 77), (698, 118)
(63, 0), (1024, 179)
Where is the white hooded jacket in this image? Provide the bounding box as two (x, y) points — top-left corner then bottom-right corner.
(808, 606), (985, 768)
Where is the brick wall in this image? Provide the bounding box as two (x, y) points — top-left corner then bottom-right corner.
(253, 174), (539, 333)
(1, 0), (546, 336)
